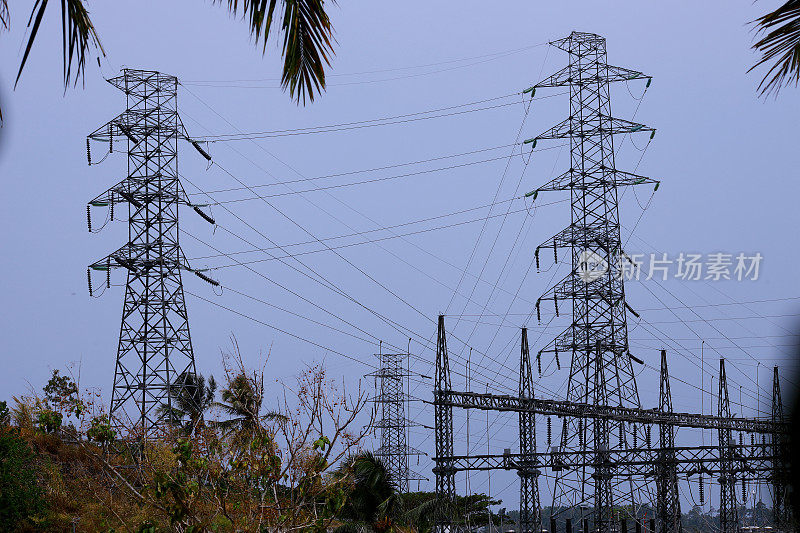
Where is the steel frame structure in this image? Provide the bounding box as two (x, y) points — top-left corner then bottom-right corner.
(86, 69), (214, 439)
(431, 32), (792, 533)
(370, 349), (423, 493)
(529, 31), (656, 530)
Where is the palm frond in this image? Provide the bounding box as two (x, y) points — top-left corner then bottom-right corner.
(279, 0), (335, 104)
(750, 0), (800, 95)
(216, 0), (335, 104)
(15, 0), (105, 88)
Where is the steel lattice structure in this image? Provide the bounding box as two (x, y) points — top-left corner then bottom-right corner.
(370, 349), (423, 493)
(86, 69), (215, 439)
(431, 32), (793, 533)
(529, 31), (657, 529)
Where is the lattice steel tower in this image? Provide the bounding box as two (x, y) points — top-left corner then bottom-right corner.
(86, 69), (214, 438)
(528, 32), (658, 530)
(370, 348), (423, 493)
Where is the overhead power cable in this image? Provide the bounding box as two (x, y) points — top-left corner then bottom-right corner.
(192, 91), (564, 142)
(182, 41), (548, 86)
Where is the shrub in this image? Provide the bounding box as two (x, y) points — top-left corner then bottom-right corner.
(0, 430), (46, 530)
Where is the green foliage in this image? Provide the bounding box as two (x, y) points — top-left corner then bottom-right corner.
(0, 430), (47, 530)
(43, 369), (86, 417)
(36, 407), (63, 433)
(0, 401), (10, 427)
(86, 415), (116, 444)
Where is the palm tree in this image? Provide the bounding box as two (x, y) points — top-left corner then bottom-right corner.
(157, 371), (217, 436)
(214, 370), (284, 436)
(0, 0), (334, 106)
(333, 452), (402, 533)
(751, 0), (800, 95)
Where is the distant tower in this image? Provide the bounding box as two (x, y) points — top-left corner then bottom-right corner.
(529, 32), (658, 531)
(86, 69), (215, 438)
(370, 347), (423, 493)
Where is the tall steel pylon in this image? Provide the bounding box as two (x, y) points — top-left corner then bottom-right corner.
(370, 348), (423, 493)
(657, 350), (682, 533)
(529, 31), (658, 530)
(434, 315), (456, 533)
(717, 359), (740, 533)
(86, 69), (215, 438)
(518, 328), (542, 533)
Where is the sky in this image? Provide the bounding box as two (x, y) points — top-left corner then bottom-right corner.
(1, 0), (799, 513)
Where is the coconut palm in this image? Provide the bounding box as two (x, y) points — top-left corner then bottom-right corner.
(214, 370), (284, 436)
(333, 452), (402, 533)
(0, 0), (334, 105)
(751, 0), (800, 95)
(157, 371), (217, 436)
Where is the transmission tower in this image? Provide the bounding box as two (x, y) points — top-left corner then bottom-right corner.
(86, 69), (215, 438)
(529, 31), (658, 530)
(370, 347), (423, 493)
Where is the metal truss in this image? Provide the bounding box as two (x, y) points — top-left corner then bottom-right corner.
(430, 33), (792, 533)
(369, 349), (423, 493)
(86, 69), (215, 439)
(525, 32), (658, 529)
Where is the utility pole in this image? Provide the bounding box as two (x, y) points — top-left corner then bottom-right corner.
(370, 348), (423, 493)
(86, 69), (215, 439)
(529, 31), (657, 531)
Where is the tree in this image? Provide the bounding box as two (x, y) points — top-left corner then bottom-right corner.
(334, 452), (401, 532)
(0, 0), (334, 106)
(751, 0), (800, 95)
(157, 371), (217, 436)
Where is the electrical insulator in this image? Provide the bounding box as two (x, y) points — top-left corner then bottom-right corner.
(553, 246), (558, 264)
(109, 128), (113, 153)
(110, 193), (114, 221)
(699, 474), (705, 505)
(86, 138), (91, 165)
(87, 205), (92, 232)
(578, 419), (583, 447)
(537, 353), (542, 375)
(536, 301), (541, 322)
(547, 417), (552, 447)
(106, 266), (111, 288)
(555, 350), (561, 370)
(87, 269), (93, 296)
(739, 432), (743, 447)
(633, 424), (638, 448)
(535, 249), (540, 271)
(742, 478), (747, 502)
(751, 434), (755, 446)
(554, 295), (559, 317)
(646, 425), (651, 448)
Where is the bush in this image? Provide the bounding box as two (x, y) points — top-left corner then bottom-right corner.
(0, 430), (47, 530)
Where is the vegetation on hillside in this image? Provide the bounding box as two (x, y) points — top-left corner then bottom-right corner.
(0, 347), (499, 532)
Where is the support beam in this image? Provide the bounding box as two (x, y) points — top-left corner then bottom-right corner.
(657, 350), (682, 533)
(518, 328), (542, 533)
(434, 315), (455, 532)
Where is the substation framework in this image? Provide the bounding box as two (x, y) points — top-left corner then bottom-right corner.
(432, 32), (794, 533)
(86, 69), (216, 438)
(369, 349), (425, 493)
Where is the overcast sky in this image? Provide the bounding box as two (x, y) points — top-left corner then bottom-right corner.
(1, 0), (798, 510)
